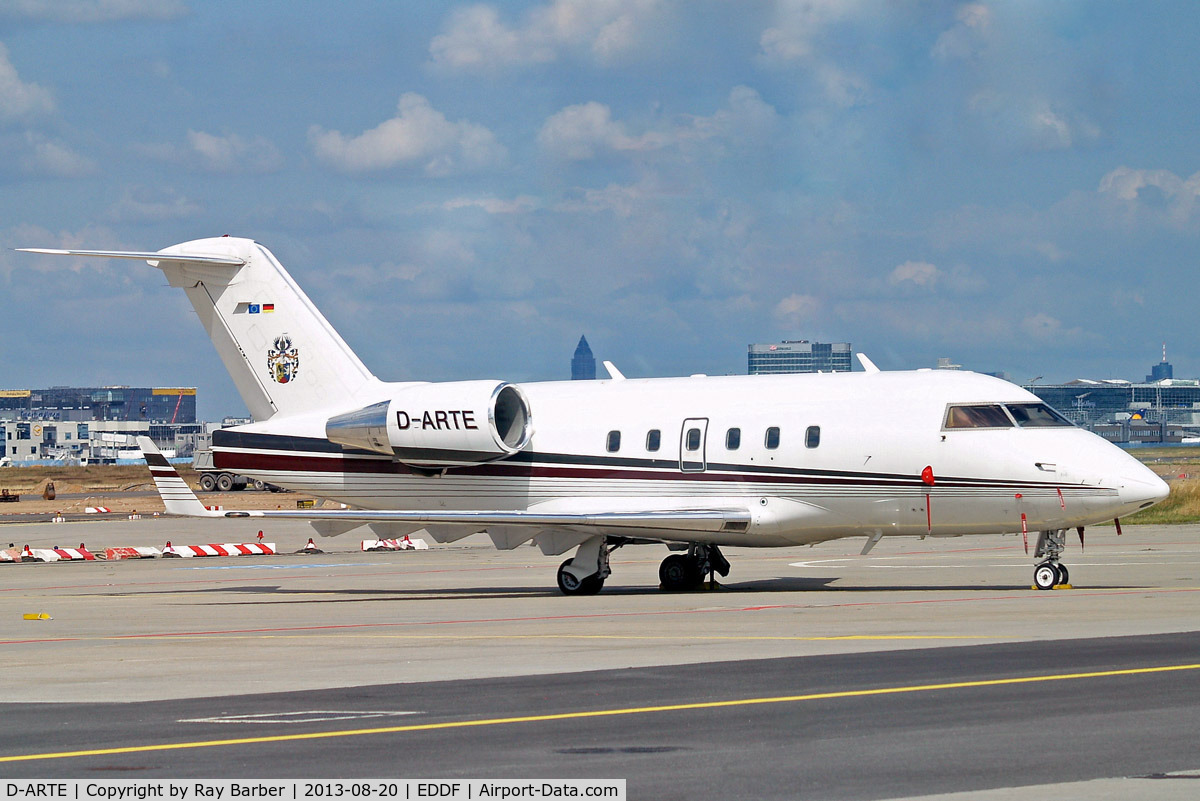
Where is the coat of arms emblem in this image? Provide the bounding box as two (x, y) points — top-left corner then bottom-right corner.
(267, 334), (300, 384)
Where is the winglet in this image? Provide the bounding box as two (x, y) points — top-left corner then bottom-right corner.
(602, 360), (626, 380)
(856, 353), (880, 373)
(138, 436), (220, 517)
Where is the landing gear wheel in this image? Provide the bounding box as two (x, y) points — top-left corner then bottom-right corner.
(659, 554), (703, 592)
(1034, 563), (1058, 591)
(1055, 564), (1069, 586)
(557, 559), (604, 595)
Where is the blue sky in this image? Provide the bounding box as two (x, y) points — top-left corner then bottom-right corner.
(1, 0), (1198, 419)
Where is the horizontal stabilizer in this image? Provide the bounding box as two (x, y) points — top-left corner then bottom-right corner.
(17, 248), (246, 268)
(137, 437), (221, 518)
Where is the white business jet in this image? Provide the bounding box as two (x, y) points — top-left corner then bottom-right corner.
(20, 238), (1169, 593)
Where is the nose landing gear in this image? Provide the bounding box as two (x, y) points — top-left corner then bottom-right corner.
(1032, 529), (1071, 590)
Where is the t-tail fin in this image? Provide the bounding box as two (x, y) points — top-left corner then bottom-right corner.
(20, 238), (380, 420)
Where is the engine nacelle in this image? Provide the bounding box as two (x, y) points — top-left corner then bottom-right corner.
(325, 380), (532, 468)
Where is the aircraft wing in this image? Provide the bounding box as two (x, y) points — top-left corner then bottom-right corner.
(139, 438), (750, 541)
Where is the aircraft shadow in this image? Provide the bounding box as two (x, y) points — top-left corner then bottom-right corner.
(90, 576), (1151, 604)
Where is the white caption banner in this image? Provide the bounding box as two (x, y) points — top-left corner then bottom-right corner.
(3, 781), (626, 801)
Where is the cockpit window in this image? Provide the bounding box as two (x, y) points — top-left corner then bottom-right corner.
(1005, 403), (1073, 427)
(944, 404), (1013, 429)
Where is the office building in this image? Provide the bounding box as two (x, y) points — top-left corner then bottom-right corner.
(571, 335), (596, 380)
(748, 340), (852, 374)
(1146, 344), (1174, 383)
(0, 386), (197, 423)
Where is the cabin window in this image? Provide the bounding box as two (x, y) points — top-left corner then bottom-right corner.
(765, 427), (780, 449)
(646, 429), (661, 451)
(805, 426), (820, 449)
(943, 404), (1013, 429)
(1005, 403), (1073, 428)
(726, 427), (741, 450)
(606, 430), (621, 452)
(685, 427), (701, 451)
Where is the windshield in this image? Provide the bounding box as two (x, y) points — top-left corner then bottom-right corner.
(1005, 403), (1073, 427)
(944, 404), (1013, 429)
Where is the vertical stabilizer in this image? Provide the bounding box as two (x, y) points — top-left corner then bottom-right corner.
(162, 238), (380, 419)
(21, 238), (381, 420)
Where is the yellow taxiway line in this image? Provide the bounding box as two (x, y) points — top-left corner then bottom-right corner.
(3, 662), (1198, 764)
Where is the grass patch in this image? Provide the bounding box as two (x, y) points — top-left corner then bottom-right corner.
(1122, 478), (1200, 525)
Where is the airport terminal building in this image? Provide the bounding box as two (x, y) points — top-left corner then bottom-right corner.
(1028, 378), (1200, 443)
(0, 387), (200, 463)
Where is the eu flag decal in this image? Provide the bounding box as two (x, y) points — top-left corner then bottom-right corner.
(248, 303), (261, 314)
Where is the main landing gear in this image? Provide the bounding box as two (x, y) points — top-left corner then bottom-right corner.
(658, 543), (730, 592)
(554, 538), (733, 594)
(557, 536), (617, 595)
(1032, 529), (1070, 590)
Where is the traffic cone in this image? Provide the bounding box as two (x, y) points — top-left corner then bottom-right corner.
(296, 537), (323, 554)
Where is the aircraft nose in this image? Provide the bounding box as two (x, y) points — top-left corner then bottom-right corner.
(1118, 466), (1170, 509)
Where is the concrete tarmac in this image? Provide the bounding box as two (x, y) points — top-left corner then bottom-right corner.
(1, 517), (1198, 798)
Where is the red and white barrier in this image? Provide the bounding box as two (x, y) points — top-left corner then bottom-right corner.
(362, 537), (429, 551)
(1, 548), (22, 563)
(84, 506), (111, 514)
(103, 546), (161, 561)
(23, 546), (95, 562)
(161, 542), (276, 558)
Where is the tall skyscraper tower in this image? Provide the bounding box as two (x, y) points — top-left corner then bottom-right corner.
(571, 335), (596, 380)
(1146, 343), (1174, 382)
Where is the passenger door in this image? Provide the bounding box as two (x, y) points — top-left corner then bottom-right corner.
(679, 418), (709, 473)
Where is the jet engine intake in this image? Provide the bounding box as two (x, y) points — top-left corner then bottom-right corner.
(326, 380), (532, 467)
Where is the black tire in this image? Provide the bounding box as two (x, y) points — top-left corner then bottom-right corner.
(1055, 564), (1069, 586)
(199, 474), (216, 492)
(1033, 563), (1057, 590)
(216, 473), (234, 492)
(557, 559), (604, 595)
(659, 554), (703, 592)
(253, 480), (266, 491)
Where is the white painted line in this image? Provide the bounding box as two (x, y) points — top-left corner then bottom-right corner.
(178, 710), (421, 725)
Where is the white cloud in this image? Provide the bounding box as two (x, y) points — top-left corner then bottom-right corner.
(555, 180), (654, 217)
(539, 86), (779, 161)
(774, 293), (821, 327)
(968, 91), (1099, 152)
(538, 101), (663, 160)
(442, 196), (539, 214)
(429, 0), (663, 70)
(309, 93), (505, 175)
(0, 42), (54, 122)
(888, 260), (941, 287)
(1098, 166), (1200, 202)
(931, 3), (992, 62)
(108, 186), (202, 222)
(185, 130), (282, 173)
(0, 0), (187, 23)
(135, 130), (283, 173)
(758, 0), (865, 64)
(21, 132), (94, 176)
(1097, 166), (1200, 225)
